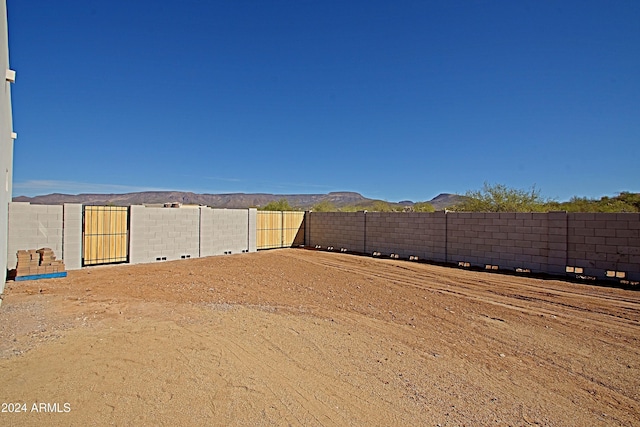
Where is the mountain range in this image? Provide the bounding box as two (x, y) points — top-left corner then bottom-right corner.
(13, 191), (463, 210)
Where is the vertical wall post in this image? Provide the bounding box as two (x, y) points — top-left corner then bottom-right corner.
(444, 210), (448, 263)
(546, 211), (568, 275)
(363, 210), (367, 254)
(281, 211), (284, 249)
(62, 203), (83, 270)
(248, 208), (257, 252)
(304, 211), (310, 247)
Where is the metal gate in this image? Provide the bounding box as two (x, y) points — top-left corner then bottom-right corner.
(257, 211), (305, 249)
(83, 206), (129, 266)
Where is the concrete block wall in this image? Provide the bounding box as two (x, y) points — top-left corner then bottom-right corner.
(306, 212), (366, 253)
(365, 212), (447, 262)
(62, 204), (83, 270)
(199, 207), (214, 257)
(200, 208), (253, 256)
(212, 208), (252, 255)
(546, 212), (568, 275)
(305, 211), (640, 281)
(7, 204), (257, 272)
(304, 211), (312, 247)
(7, 202), (64, 269)
(568, 213), (640, 281)
(248, 208), (257, 252)
(129, 206), (200, 264)
(447, 212), (551, 272)
(7, 204), (638, 282)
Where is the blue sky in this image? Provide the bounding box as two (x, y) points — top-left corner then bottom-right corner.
(7, 0), (640, 202)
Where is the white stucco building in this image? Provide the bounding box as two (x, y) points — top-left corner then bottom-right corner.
(1, 0), (15, 291)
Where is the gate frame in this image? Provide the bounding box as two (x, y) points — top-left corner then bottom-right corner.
(256, 211), (305, 250)
(81, 205), (131, 267)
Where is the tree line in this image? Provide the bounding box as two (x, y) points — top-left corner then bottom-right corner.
(258, 184), (640, 213)
(452, 183), (639, 213)
(258, 199), (436, 213)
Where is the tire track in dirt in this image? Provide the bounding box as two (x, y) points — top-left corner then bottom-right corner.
(288, 250), (640, 326)
(199, 307), (425, 426)
(1, 249), (639, 426)
(276, 250), (640, 424)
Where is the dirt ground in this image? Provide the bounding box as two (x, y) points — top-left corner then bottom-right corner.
(0, 249), (638, 426)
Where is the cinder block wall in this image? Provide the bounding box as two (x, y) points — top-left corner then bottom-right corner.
(62, 204), (83, 270)
(568, 213), (640, 281)
(199, 207), (214, 257)
(365, 212), (447, 262)
(447, 212), (551, 271)
(8, 204), (256, 271)
(7, 204), (638, 281)
(306, 211), (640, 281)
(546, 212), (568, 275)
(248, 208), (257, 252)
(200, 208), (253, 256)
(129, 206), (200, 264)
(307, 212), (366, 253)
(7, 202), (64, 269)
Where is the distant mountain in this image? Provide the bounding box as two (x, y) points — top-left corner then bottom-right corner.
(13, 191), (376, 209)
(13, 191), (463, 210)
(427, 193), (466, 210)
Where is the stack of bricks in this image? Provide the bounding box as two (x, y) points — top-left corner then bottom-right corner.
(15, 249), (40, 276)
(14, 248), (66, 277)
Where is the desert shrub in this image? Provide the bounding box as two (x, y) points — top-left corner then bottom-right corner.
(311, 200), (337, 212)
(412, 202), (435, 212)
(259, 199), (294, 211)
(452, 183), (549, 212)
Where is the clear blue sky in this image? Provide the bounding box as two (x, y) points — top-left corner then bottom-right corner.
(7, 0), (640, 202)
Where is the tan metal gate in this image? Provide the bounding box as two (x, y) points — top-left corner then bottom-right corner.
(257, 211), (305, 249)
(83, 206), (129, 266)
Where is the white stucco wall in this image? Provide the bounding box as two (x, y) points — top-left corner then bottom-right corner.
(0, 0), (14, 291)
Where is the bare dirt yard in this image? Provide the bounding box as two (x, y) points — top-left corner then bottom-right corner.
(0, 249), (638, 426)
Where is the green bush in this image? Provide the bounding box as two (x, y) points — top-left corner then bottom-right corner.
(412, 202), (435, 212)
(259, 199), (294, 211)
(452, 183), (548, 212)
